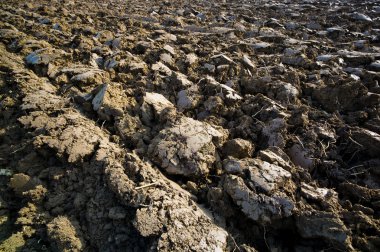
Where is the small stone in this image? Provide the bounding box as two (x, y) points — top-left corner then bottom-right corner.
(204, 63), (215, 73)
(368, 61), (380, 72)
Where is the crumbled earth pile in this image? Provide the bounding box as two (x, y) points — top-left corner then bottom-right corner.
(1, 0), (380, 251)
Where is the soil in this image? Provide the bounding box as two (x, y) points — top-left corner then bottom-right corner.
(0, 0), (380, 251)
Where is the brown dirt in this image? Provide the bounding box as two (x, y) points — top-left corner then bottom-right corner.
(0, 0), (380, 251)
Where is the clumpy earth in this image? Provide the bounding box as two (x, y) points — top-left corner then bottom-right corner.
(0, 0), (380, 251)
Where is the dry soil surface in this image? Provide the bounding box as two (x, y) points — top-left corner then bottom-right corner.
(1, 0), (380, 251)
